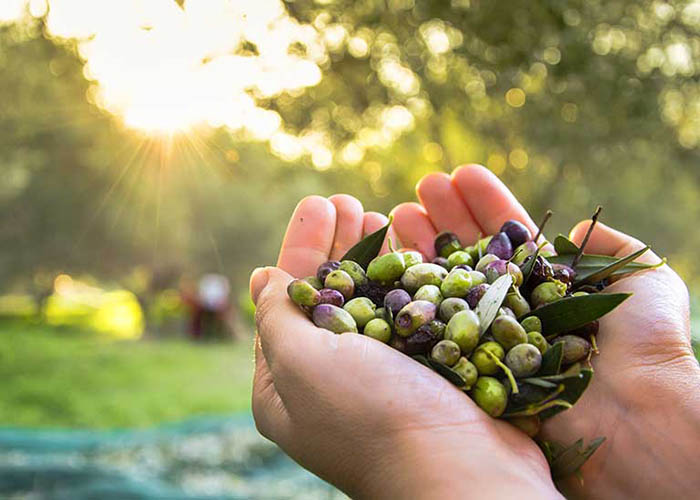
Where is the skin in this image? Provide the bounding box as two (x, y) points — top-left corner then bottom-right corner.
(250, 194), (560, 499)
(391, 164), (700, 499)
(251, 166), (700, 498)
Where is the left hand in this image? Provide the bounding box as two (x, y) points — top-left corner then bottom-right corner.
(249, 194), (561, 499)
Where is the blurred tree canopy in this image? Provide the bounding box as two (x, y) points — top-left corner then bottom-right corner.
(0, 0), (699, 310)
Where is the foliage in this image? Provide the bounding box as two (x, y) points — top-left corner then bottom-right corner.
(0, 3), (699, 313)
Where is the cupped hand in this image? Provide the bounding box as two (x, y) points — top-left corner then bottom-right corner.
(392, 164), (700, 499)
(250, 194), (560, 499)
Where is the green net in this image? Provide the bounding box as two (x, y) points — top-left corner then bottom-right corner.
(0, 415), (344, 499)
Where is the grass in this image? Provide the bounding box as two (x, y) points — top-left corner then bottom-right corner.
(0, 322), (254, 429)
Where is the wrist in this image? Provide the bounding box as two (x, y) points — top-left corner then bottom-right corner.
(359, 425), (562, 500)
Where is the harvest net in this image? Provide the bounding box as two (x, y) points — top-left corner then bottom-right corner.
(0, 415), (343, 499)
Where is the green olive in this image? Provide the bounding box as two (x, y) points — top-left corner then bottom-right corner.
(343, 297), (377, 328)
(430, 339), (461, 366)
(471, 376), (508, 417)
(363, 318), (392, 343)
(414, 284), (443, 306)
(367, 252), (406, 284)
(505, 343), (542, 378)
(440, 269), (473, 298)
(491, 315), (528, 350)
(470, 341), (505, 375)
(527, 331), (549, 354)
(444, 310), (481, 356)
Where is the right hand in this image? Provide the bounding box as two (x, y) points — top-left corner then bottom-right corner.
(392, 164), (700, 499)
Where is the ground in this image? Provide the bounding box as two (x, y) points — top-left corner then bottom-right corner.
(0, 315), (698, 429)
(0, 322), (254, 428)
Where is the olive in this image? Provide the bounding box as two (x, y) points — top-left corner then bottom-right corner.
(471, 376), (508, 417)
(491, 315), (528, 350)
(470, 341), (505, 375)
(505, 343), (542, 378)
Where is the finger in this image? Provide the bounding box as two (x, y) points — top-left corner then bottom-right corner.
(278, 196), (337, 277)
(416, 172), (481, 245)
(450, 164), (539, 238)
(250, 266), (330, 369)
(363, 211), (400, 255)
(252, 333), (291, 444)
(391, 202), (438, 260)
(569, 221), (661, 265)
(329, 194), (365, 260)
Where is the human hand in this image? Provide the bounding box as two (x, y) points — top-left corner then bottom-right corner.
(392, 164), (700, 499)
(250, 194), (561, 499)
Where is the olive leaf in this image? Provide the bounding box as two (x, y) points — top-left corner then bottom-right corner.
(573, 246), (650, 286)
(548, 253), (656, 280)
(553, 235), (579, 255)
(540, 436), (606, 480)
(341, 216), (392, 269)
(529, 362), (583, 382)
(503, 382), (573, 417)
(520, 247), (541, 286)
(521, 378), (558, 389)
(411, 355), (466, 387)
(539, 368), (593, 420)
(536, 342), (563, 376)
(523, 293), (631, 335)
(474, 274), (513, 334)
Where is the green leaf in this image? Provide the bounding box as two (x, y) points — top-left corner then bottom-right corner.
(411, 355), (467, 387)
(474, 274), (513, 334)
(524, 293), (631, 335)
(540, 368), (593, 419)
(530, 362), (583, 382)
(542, 436), (606, 480)
(341, 216), (392, 269)
(554, 235), (579, 255)
(573, 246), (650, 286)
(536, 342), (563, 376)
(521, 378), (558, 389)
(520, 246), (541, 286)
(548, 253), (656, 280)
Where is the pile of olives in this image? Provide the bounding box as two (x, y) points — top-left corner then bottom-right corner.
(287, 219), (602, 430)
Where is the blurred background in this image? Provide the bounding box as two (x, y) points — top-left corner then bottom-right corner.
(0, 0), (698, 498)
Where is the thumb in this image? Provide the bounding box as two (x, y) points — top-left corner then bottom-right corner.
(250, 266), (272, 305)
(249, 266), (330, 369)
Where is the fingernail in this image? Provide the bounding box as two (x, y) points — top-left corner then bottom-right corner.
(250, 267), (270, 305)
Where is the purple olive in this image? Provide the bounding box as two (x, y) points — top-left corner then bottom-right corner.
(485, 232), (513, 260)
(404, 326), (441, 355)
(316, 260), (341, 282)
(523, 255), (553, 287)
(484, 259), (523, 286)
(500, 220), (532, 248)
(552, 263), (577, 288)
(312, 304), (358, 333)
(465, 283), (490, 309)
(434, 231), (462, 258)
(318, 288), (345, 307)
(394, 300), (437, 337)
(383, 289), (412, 317)
(432, 256), (449, 268)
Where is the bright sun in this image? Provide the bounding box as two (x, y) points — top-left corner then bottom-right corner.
(4, 0), (324, 136)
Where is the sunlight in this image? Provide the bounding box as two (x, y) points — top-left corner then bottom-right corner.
(13, 0), (326, 136)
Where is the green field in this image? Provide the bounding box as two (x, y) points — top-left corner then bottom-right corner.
(0, 323), (254, 429)
(0, 305), (698, 430)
